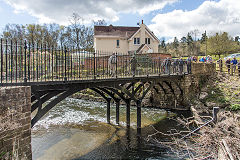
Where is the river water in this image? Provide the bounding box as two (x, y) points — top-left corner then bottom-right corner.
(32, 98), (185, 160)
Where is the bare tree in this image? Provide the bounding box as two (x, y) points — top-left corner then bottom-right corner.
(93, 19), (107, 26)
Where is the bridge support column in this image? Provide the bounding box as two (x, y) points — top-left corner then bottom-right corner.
(107, 98), (111, 124)
(126, 99), (131, 128)
(116, 100), (120, 125)
(136, 100), (142, 135)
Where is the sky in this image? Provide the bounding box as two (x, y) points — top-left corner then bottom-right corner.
(0, 0), (240, 42)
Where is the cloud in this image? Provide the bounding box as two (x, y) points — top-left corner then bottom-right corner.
(149, 0), (240, 40)
(3, 0), (177, 25)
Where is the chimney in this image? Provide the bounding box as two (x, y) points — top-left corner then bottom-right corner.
(109, 24), (113, 31)
(142, 20), (143, 24)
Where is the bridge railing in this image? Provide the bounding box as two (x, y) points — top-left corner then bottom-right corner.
(0, 39), (188, 85)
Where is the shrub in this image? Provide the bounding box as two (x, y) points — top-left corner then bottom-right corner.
(230, 104), (240, 111)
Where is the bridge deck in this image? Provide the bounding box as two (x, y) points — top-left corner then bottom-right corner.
(1, 73), (185, 87)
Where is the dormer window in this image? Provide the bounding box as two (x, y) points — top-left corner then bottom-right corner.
(145, 38), (150, 44)
(134, 38), (140, 45)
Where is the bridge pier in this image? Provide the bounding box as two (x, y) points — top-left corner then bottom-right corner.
(126, 99), (131, 128)
(136, 100), (142, 135)
(116, 100), (120, 125)
(106, 98), (111, 124)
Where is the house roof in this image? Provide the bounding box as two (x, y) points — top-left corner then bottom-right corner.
(128, 25), (160, 42)
(136, 44), (151, 53)
(94, 25), (139, 38)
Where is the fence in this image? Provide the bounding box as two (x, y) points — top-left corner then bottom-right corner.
(0, 39), (188, 85)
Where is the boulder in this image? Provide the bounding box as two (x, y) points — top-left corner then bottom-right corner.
(199, 92), (208, 100)
(206, 101), (217, 108)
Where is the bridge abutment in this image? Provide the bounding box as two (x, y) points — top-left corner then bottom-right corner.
(180, 63), (216, 106)
(147, 63), (216, 109)
(0, 86), (32, 160)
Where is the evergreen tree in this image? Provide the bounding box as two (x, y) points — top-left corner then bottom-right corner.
(200, 32), (208, 44)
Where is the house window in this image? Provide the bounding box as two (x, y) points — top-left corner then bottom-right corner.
(134, 38), (140, 45)
(116, 39), (120, 47)
(145, 38), (150, 44)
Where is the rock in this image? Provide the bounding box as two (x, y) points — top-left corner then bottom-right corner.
(199, 92), (208, 100)
(191, 100), (210, 114)
(206, 101), (217, 108)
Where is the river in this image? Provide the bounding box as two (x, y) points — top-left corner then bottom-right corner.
(32, 98), (186, 160)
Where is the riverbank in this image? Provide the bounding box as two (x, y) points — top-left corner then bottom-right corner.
(147, 73), (240, 159)
(194, 73), (240, 159)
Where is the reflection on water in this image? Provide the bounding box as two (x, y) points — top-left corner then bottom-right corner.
(32, 98), (181, 160)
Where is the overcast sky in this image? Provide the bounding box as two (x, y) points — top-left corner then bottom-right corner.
(0, 0), (240, 41)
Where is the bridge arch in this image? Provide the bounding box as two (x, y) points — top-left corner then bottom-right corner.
(30, 77), (185, 129)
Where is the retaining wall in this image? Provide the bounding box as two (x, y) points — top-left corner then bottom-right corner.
(0, 86), (32, 160)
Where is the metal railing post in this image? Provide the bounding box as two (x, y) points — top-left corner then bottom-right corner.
(5, 39), (8, 83)
(0, 39), (2, 84)
(10, 40), (13, 83)
(64, 47), (67, 82)
(36, 43), (39, 81)
(115, 52), (118, 78)
(55, 47), (58, 79)
(213, 107), (219, 123)
(28, 42), (31, 81)
(93, 51), (96, 79)
(24, 41), (27, 83)
(158, 57), (161, 76)
(32, 42), (35, 81)
(44, 44), (47, 81)
(52, 45), (54, 81)
(15, 41), (18, 82)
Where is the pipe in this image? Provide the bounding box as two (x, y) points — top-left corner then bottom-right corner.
(181, 107), (219, 139)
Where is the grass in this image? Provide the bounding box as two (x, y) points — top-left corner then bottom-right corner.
(0, 152), (6, 158)
(198, 71), (240, 111)
(230, 104), (240, 111)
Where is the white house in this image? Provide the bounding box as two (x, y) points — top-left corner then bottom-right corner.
(94, 20), (160, 55)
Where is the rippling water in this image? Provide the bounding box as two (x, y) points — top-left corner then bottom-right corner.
(32, 98), (182, 160)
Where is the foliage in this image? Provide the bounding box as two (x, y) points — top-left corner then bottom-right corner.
(0, 13), (102, 51)
(203, 32), (236, 57)
(165, 30), (240, 57)
(158, 38), (166, 53)
(230, 104), (240, 111)
(135, 54), (152, 68)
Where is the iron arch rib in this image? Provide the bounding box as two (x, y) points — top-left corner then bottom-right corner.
(31, 88), (80, 128)
(31, 90), (64, 112)
(97, 87), (120, 102)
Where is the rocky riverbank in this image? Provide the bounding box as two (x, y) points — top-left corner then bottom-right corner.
(191, 73), (240, 159)
(149, 73), (240, 159)
(71, 90), (105, 103)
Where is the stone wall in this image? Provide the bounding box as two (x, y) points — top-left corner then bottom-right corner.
(0, 86), (32, 160)
(191, 63), (216, 75)
(147, 63), (216, 109)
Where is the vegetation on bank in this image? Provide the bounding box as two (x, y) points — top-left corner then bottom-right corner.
(201, 73), (240, 111)
(147, 72), (240, 159)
